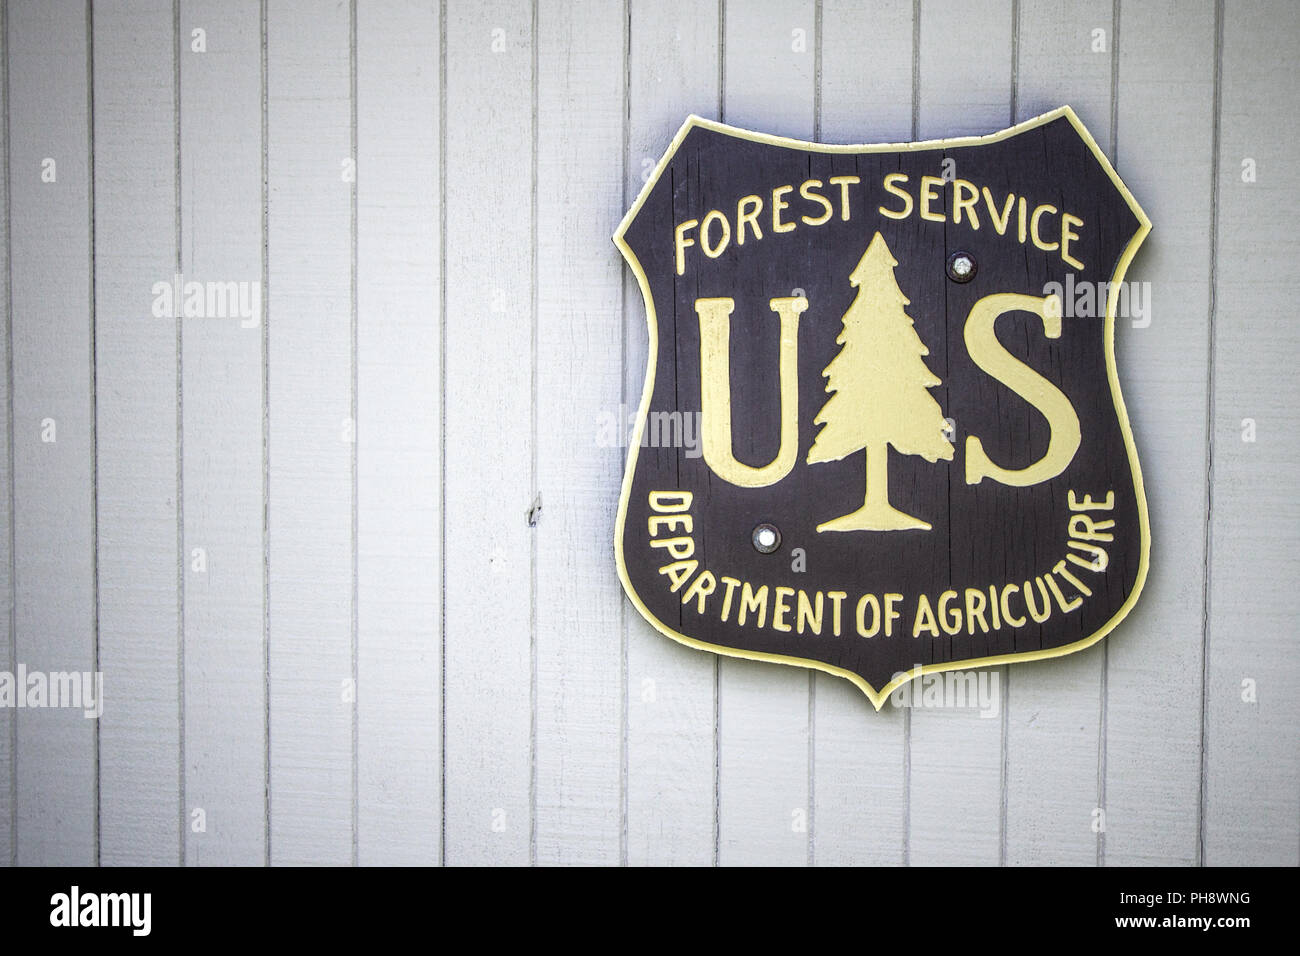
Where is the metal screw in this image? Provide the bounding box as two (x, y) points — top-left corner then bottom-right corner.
(947, 251), (977, 283)
(752, 523), (781, 554)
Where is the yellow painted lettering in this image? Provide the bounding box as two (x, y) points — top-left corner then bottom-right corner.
(1030, 203), (1059, 252)
(739, 582), (768, 628)
(1061, 213), (1084, 270)
(700, 209), (731, 258)
(919, 175), (945, 222)
(736, 194), (763, 245)
(938, 589), (962, 636)
(647, 513), (692, 536)
(1024, 577), (1051, 623)
(674, 219), (697, 276)
(856, 594), (881, 638)
(697, 296), (806, 487)
(799, 179), (833, 226)
(1068, 490), (1114, 511)
(913, 594), (940, 638)
(719, 575), (742, 621)
(681, 570), (717, 613)
(1068, 513), (1115, 542)
(964, 293), (1081, 487)
(659, 560), (698, 593)
(885, 593), (903, 637)
(648, 536), (694, 560)
(983, 187), (1014, 235)
(1001, 583), (1026, 628)
(1044, 571), (1081, 613)
(965, 587), (989, 635)
(827, 591), (846, 637)
(878, 172), (913, 220)
(829, 174), (861, 220)
(953, 179), (980, 229)
(1053, 560), (1092, 597)
(796, 589), (824, 636)
(773, 586), (795, 632)
(649, 491), (693, 513)
(771, 185), (795, 233)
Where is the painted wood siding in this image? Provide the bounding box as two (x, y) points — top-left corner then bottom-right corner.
(0, 0), (1295, 867)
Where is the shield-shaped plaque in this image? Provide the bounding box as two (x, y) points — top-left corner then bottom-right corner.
(614, 106), (1150, 709)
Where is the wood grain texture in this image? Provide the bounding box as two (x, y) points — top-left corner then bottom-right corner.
(91, 0), (181, 867)
(623, 0), (719, 867)
(1002, 0), (1111, 867)
(716, 0), (814, 867)
(0, 0), (12, 867)
(8, 0), (97, 867)
(355, 0), (442, 868)
(179, 0), (267, 866)
(1203, 0), (1300, 866)
(907, 0), (1011, 867)
(1104, 0), (1215, 867)
(811, 0), (911, 867)
(442, 0), (534, 866)
(533, 0), (624, 865)
(265, 0), (354, 865)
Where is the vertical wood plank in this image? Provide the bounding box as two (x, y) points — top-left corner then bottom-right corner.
(442, 0), (534, 866)
(908, 0), (1011, 867)
(819, 0), (912, 144)
(8, 0), (97, 866)
(0, 0), (13, 867)
(917, 0), (1012, 139)
(811, 0), (912, 867)
(355, 0), (442, 866)
(1002, 0), (1111, 866)
(623, 0), (719, 867)
(179, 0), (267, 866)
(266, 0), (354, 865)
(1104, 0), (1215, 866)
(533, 0), (623, 865)
(717, 0), (815, 867)
(1203, 0), (1300, 866)
(91, 0), (180, 867)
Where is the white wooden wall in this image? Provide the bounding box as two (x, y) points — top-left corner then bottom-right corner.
(0, 0), (1295, 867)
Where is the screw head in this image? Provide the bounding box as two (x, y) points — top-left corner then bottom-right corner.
(752, 523), (781, 554)
(947, 251), (977, 283)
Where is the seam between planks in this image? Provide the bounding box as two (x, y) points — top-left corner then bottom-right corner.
(2, 0), (16, 871)
(1008, 0), (1019, 126)
(619, 0), (631, 869)
(1098, 0), (1122, 869)
(1000, 0), (1022, 870)
(172, 0), (185, 868)
(259, 0), (271, 868)
(349, 0), (359, 869)
(808, 0), (823, 871)
(904, 0), (925, 874)
(1197, 0), (1225, 870)
(86, 0), (102, 869)
(528, 0), (539, 869)
(712, 0), (725, 870)
(438, 0), (448, 869)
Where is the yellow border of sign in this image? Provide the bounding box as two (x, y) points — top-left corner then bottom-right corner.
(612, 106), (1151, 711)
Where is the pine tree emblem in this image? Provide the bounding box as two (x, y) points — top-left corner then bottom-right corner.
(807, 232), (954, 531)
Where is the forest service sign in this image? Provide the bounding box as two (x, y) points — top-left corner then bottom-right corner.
(613, 107), (1151, 709)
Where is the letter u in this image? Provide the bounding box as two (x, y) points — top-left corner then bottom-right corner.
(695, 296), (807, 487)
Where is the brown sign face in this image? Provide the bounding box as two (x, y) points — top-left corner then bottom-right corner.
(614, 107), (1151, 709)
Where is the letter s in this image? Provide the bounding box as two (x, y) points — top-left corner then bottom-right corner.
(963, 293), (1080, 486)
